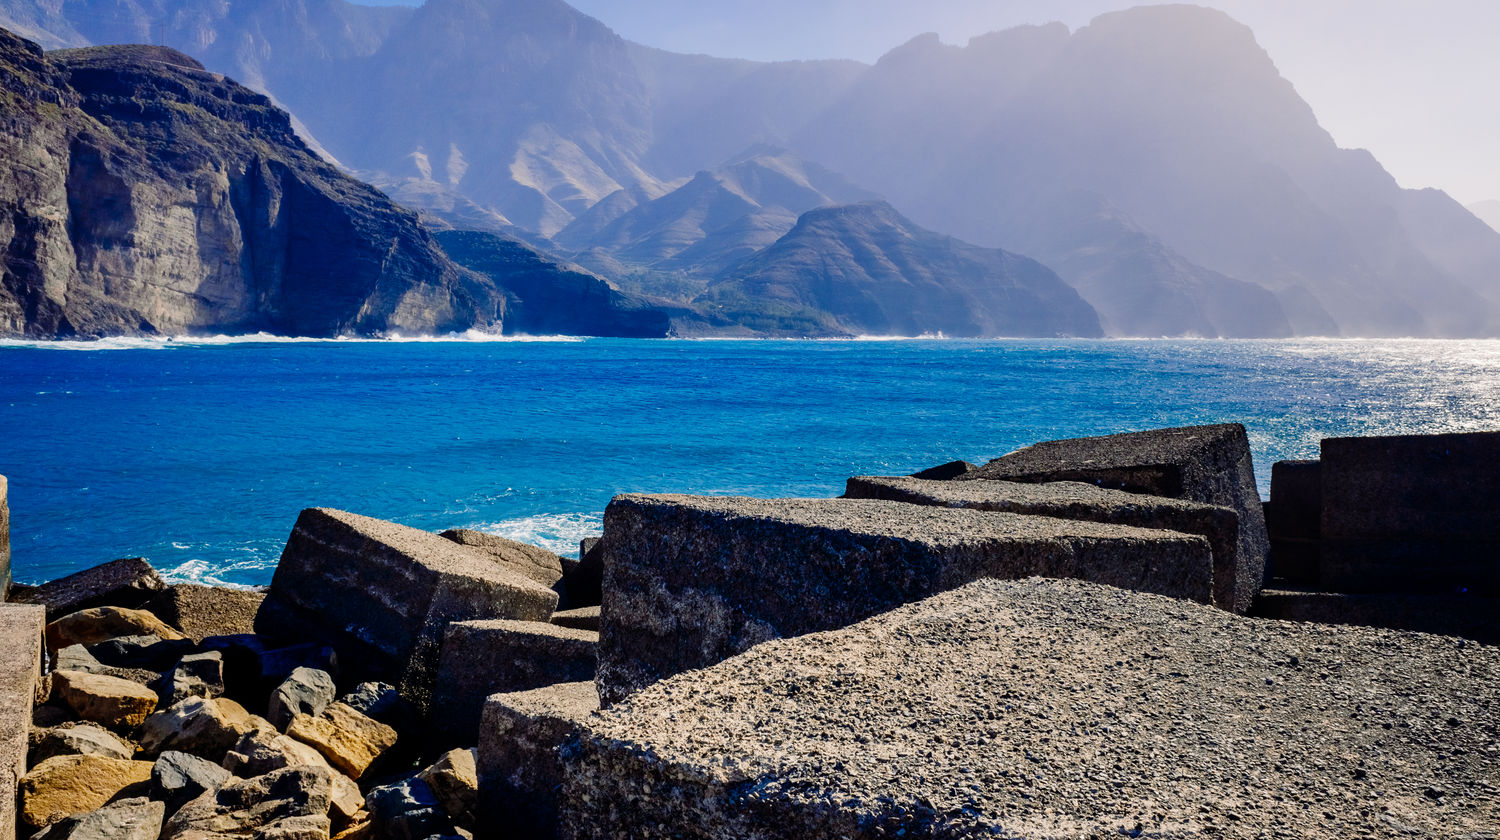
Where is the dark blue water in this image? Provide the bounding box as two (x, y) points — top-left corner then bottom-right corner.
(4, 337), (1498, 586)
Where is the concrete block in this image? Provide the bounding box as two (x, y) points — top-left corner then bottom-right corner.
(1252, 589), (1500, 645)
(1321, 432), (1500, 594)
(2, 602), (45, 840)
(439, 529), (567, 600)
(549, 606), (600, 633)
(596, 494), (1209, 706)
(144, 584), (264, 643)
(432, 620), (597, 747)
(11, 558), (165, 621)
(906, 459), (977, 480)
(846, 475), (1238, 610)
(256, 508), (559, 713)
(562, 577), (1500, 839)
(1266, 460), (1321, 586)
(962, 423), (1269, 612)
(478, 681), (597, 840)
(567, 538), (604, 608)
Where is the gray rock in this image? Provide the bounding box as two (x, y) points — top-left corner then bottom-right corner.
(161, 765), (332, 840)
(86, 634), (195, 672)
(478, 681), (597, 840)
(10, 558), (165, 621)
(2, 604), (45, 840)
(31, 797), (164, 840)
(257, 508), (558, 714)
(1320, 431), (1500, 594)
(562, 577), (1500, 839)
(846, 475), (1236, 609)
(906, 459), (978, 480)
(597, 494), (1209, 706)
(962, 422), (1269, 612)
(150, 751), (232, 816)
(548, 606), (600, 633)
(367, 776), (456, 840)
(52, 645), (107, 675)
(439, 529), (567, 594)
(143, 584), (264, 644)
(432, 621), (597, 746)
(1266, 459), (1321, 585)
(29, 723), (133, 764)
(156, 651), (226, 707)
(338, 681), (411, 732)
(267, 667), (336, 730)
(137, 696), (260, 760)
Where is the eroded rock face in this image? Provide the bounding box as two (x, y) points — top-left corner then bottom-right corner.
(161, 765), (332, 840)
(30, 797), (164, 840)
(19, 754), (154, 830)
(138, 696), (260, 759)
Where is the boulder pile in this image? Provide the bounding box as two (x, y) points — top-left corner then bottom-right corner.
(1, 423), (1497, 840)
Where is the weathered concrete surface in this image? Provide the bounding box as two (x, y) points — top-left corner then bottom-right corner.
(550, 606), (600, 632)
(432, 620), (597, 746)
(2, 602), (45, 840)
(1321, 431), (1500, 594)
(145, 584), (264, 642)
(846, 475), (1238, 610)
(597, 494), (1209, 706)
(11, 557), (165, 620)
(1, 475), (10, 599)
(563, 577), (1500, 839)
(478, 681), (598, 840)
(257, 508), (558, 712)
(440, 529), (567, 595)
(1266, 459), (1322, 586)
(1252, 589), (1500, 645)
(962, 423), (1269, 612)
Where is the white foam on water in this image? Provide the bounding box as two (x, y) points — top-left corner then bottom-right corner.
(158, 556), (270, 589)
(462, 512), (604, 559)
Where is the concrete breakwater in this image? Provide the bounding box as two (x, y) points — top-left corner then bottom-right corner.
(1, 423), (1497, 839)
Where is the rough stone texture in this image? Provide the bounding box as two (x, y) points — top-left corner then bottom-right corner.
(478, 681), (598, 840)
(19, 754), (154, 829)
(1, 602), (45, 840)
(432, 620), (598, 746)
(161, 765), (333, 840)
(29, 722), (133, 764)
(907, 459), (978, 480)
(439, 529), (567, 592)
(562, 577), (1500, 839)
(12, 557), (165, 621)
(158, 651), (227, 707)
(1266, 459), (1322, 585)
(1, 475), (10, 598)
(139, 696), (259, 759)
(30, 797), (164, 840)
(257, 508), (558, 713)
(152, 752), (233, 816)
(549, 606), (600, 633)
(220, 729), (364, 827)
(598, 494), (1209, 705)
(417, 749), (478, 830)
(1252, 589), (1500, 645)
(568, 538), (604, 609)
(846, 475), (1239, 610)
(366, 776), (456, 840)
(286, 702), (398, 780)
(145, 585), (265, 643)
(45, 605), (188, 652)
(963, 423), (1269, 612)
(268, 667), (336, 731)
(51, 670), (159, 730)
(1321, 431), (1500, 594)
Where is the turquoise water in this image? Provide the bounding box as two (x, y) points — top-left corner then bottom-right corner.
(3, 337), (1499, 586)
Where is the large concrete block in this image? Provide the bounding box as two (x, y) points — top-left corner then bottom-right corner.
(2, 603), (45, 840)
(431, 620), (597, 747)
(563, 577), (1500, 839)
(596, 494), (1209, 706)
(439, 529), (567, 601)
(1321, 431), (1500, 594)
(11, 557), (165, 621)
(144, 584), (264, 643)
(845, 475), (1240, 610)
(1265, 459), (1321, 586)
(962, 423), (1269, 611)
(256, 508), (559, 713)
(1251, 589), (1500, 645)
(478, 681), (597, 840)
(1, 475), (10, 599)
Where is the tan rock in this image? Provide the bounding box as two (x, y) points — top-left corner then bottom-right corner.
(246, 814), (331, 840)
(139, 696), (262, 759)
(19, 754), (154, 829)
(286, 703), (397, 779)
(417, 748), (477, 829)
(51, 669), (159, 730)
(221, 728), (363, 828)
(329, 813), (372, 840)
(45, 606), (187, 652)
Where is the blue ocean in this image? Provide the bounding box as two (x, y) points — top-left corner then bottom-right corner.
(3, 337), (1498, 587)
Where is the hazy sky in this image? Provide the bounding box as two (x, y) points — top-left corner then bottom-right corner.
(358, 0), (1499, 205)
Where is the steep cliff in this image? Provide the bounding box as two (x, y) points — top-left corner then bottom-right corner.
(0, 29), (506, 337)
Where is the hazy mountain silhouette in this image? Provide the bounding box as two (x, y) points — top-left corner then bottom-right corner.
(1470, 201), (1500, 235)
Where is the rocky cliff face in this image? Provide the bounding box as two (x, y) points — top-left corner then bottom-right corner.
(0, 30), (508, 338)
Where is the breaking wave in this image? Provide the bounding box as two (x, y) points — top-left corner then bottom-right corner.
(461, 512), (604, 559)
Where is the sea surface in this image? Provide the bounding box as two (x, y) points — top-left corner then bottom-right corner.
(3, 336), (1499, 587)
